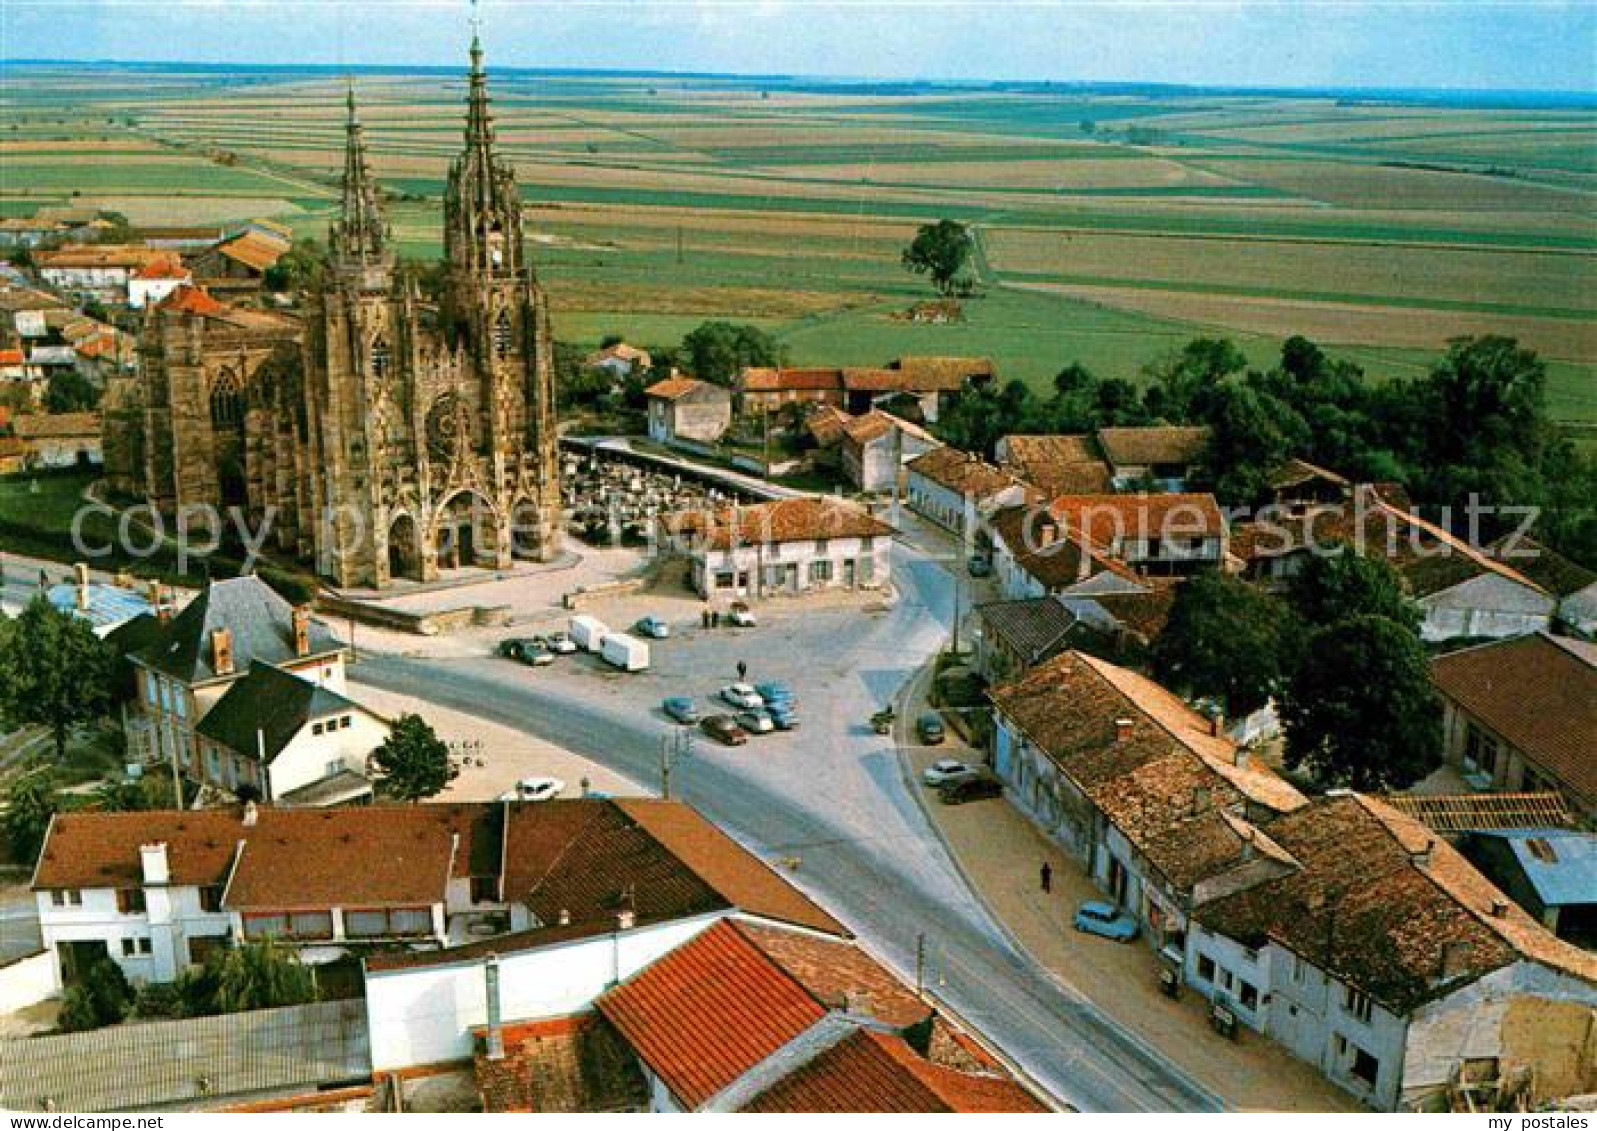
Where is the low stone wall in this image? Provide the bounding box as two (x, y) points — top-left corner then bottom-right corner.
(0, 951), (57, 1014)
(563, 578), (648, 610)
(318, 596), (512, 637)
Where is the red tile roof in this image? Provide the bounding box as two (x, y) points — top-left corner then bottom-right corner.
(595, 919), (829, 1109)
(906, 446), (1020, 498)
(743, 1028), (1047, 1113)
(887, 356), (995, 391)
(11, 412), (100, 440)
(31, 810), (244, 891)
(644, 376), (717, 401)
(998, 433), (1112, 496)
(1097, 425), (1210, 469)
(1048, 492), (1227, 544)
(668, 497), (893, 554)
(157, 284), (227, 317)
(738, 367), (845, 393)
(1430, 633), (1596, 810)
(619, 800), (847, 937)
(0, 348), (25, 366)
(1196, 793), (1597, 1012)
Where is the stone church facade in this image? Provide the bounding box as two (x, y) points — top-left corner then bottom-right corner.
(103, 36), (561, 589)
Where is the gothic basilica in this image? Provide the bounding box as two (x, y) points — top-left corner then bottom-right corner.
(102, 35), (562, 589)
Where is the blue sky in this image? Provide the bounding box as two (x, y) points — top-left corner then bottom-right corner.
(2, 1), (1594, 92)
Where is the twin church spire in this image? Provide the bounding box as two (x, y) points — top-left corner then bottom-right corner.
(332, 31), (525, 284)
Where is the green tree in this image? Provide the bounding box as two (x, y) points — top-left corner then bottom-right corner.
(901, 219), (974, 297)
(1288, 549), (1422, 634)
(212, 941), (316, 1014)
(369, 712), (456, 802)
(0, 595), (115, 760)
(1141, 337), (1247, 421)
(679, 321), (784, 386)
(45, 368), (103, 413)
(1280, 615), (1441, 790)
(177, 942), (316, 1017)
(1202, 381), (1305, 507)
(2, 769), (59, 866)
(1151, 571), (1301, 718)
(58, 954), (133, 1031)
(263, 236), (327, 294)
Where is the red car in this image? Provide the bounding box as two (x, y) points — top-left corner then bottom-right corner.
(700, 714), (748, 746)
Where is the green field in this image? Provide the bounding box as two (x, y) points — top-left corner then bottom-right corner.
(1, 63), (1593, 420)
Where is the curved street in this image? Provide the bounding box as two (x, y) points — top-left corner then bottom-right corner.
(352, 532), (1223, 1113)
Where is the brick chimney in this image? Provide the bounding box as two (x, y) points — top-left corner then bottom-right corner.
(210, 627), (234, 676)
(1490, 898), (1511, 919)
(291, 606), (311, 657)
(1412, 837), (1434, 870)
(139, 842), (170, 886)
(1114, 717), (1135, 743)
(616, 908), (636, 931)
(242, 800), (259, 827)
(73, 562), (90, 611)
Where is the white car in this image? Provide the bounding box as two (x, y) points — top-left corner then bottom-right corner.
(499, 775), (565, 803)
(921, 759), (978, 788)
(735, 709), (775, 735)
(720, 682), (764, 710)
(539, 632), (579, 655)
(728, 602), (757, 628)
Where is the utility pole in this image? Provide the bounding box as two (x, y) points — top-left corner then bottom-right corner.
(950, 572), (963, 655)
(915, 932), (927, 999)
(658, 728), (693, 800)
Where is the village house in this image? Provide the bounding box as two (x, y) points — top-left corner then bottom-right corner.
(1459, 829), (1595, 947)
(195, 661), (388, 806)
(987, 502), (1148, 601)
(839, 409), (940, 494)
(988, 650), (1308, 961)
(32, 245), (182, 303)
(585, 341), (652, 381)
(1487, 534), (1597, 638)
(11, 411), (102, 468)
(1097, 425), (1211, 490)
(189, 225), (291, 294)
(0, 346), (44, 404)
(665, 496), (893, 599)
(735, 356), (995, 423)
(987, 651), (1597, 1110)
(120, 574), (349, 781)
(1190, 793), (1597, 1111)
(904, 447), (1028, 543)
(1429, 632), (1596, 823)
(644, 375), (732, 447)
(1045, 492), (1229, 579)
(994, 433), (1113, 496)
(127, 256), (193, 309)
(1232, 485), (1554, 641)
(972, 595), (1086, 685)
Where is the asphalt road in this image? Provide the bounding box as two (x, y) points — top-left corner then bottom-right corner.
(354, 533), (1222, 1113)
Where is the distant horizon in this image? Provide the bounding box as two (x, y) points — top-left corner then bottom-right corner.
(4, 56), (1595, 109)
(2, 2), (1594, 96)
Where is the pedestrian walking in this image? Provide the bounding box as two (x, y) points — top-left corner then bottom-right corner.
(1039, 861), (1052, 894)
(701, 607), (710, 629)
(711, 610), (720, 629)
(736, 660), (748, 681)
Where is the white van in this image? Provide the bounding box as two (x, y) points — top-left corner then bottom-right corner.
(569, 614), (609, 653)
(600, 632), (650, 672)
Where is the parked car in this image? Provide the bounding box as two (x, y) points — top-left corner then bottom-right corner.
(938, 774), (1002, 805)
(916, 713), (946, 745)
(662, 697), (699, 725)
(537, 632), (578, 655)
(754, 681), (793, 706)
(498, 638), (553, 666)
(767, 702), (800, 730)
(700, 714), (748, 746)
(728, 601), (757, 628)
(1073, 900), (1139, 942)
(634, 615), (671, 640)
(720, 682), (764, 709)
(968, 555), (993, 578)
(735, 709), (776, 735)
(499, 775), (565, 803)
(921, 758), (977, 787)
